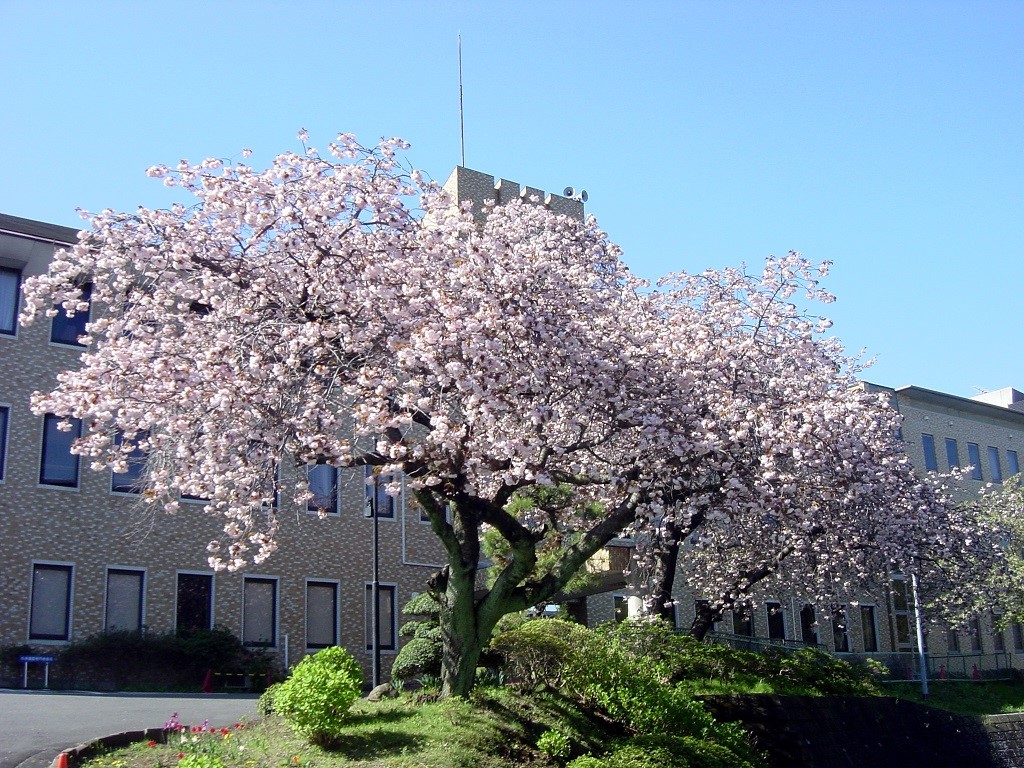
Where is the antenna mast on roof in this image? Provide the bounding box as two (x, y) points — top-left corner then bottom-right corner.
(458, 34), (466, 167)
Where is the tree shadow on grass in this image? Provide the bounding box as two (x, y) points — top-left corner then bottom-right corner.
(325, 730), (426, 760)
(345, 709), (417, 726)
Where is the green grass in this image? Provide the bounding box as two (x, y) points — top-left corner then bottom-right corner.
(80, 687), (617, 768)
(886, 680), (1024, 717)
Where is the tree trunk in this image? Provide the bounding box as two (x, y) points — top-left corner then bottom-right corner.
(689, 601), (721, 640)
(438, 561), (486, 698)
(648, 517), (682, 622)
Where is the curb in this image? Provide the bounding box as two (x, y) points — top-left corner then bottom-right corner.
(51, 728), (167, 768)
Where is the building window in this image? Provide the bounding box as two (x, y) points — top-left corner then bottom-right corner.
(831, 606), (849, 652)
(968, 616), (983, 652)
(921, 434), (938, 471)
(800, 604), (818, 645)
(105, 568), (144, 633)
(992, 611), (1006, 653)
(766, 601), (785, 640)
(364, 467), (395, 519)
(613, 595), (628, 623)
(732, 604), (754, 637)
(945, 438), (960, 469)
(50, 283), (92, 346)
(110, 432), (147, 494)
(307, 464), (338, 515)
(891, 576), (914, 650)
(365, 583), (397, 651)
(967, 443), (983, 480)
(860, 605), (879, 652)
(1008, 450), (1020, 477)
(176, 573), (213, 634)
(242, 577), (277, 647)
(39, 414), (82, 487)
(947, 627), (961, 653)
(0, 266), (20, 335)
(989, 447), (1003, 484)
(0, 404), (9, 482)
(30, 563), (73, 641)
(306, 580), (339, 649)
(1013, 623), (1024, 653)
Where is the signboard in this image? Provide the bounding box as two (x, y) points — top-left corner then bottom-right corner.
(19, 655), (55, 664)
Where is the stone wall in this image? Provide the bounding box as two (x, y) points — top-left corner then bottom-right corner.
(700, 694), (1024, 768)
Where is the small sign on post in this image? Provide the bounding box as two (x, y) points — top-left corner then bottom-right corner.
(19, 655), (55, 689)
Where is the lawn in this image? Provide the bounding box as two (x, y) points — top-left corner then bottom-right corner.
(82, 688), (615, 768)
(886, 680), (1024, 717)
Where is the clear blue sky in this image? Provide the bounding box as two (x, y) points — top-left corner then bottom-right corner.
(2, 1), (1021, 398)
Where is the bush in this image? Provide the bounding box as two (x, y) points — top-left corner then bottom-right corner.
(537, 729), (571, 759)
(390, 593), (443, 686)
(568, 734), (746, 768)
(490, 619), (585, 689)
(273, 646), (362, 747)
(391, 635), (443, 683)
(257, 682), (281, 716)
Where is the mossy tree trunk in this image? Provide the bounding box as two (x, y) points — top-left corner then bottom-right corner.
(416, 486), (641, 698)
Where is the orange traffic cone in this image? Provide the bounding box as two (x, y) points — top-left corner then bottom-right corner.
(55, 752), (69, 768)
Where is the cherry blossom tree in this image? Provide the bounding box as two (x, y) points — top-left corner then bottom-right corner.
(21, 132), (1007, 695)
(21, 133), (715, 696)
(628, 262), (1010, 638)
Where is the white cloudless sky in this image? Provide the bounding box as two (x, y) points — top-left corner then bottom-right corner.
(1, 1), (1021, 398)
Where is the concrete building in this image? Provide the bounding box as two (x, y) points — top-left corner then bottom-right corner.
(0, 171), (583, 686)
(582, 382), (1024, 675)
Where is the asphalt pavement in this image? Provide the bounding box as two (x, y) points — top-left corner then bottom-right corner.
(0, 690), (258, 768)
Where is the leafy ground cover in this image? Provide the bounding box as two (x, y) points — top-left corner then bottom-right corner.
(81, 688), (619, 768)
(78, 620), (897, 768)
(886, 680), (1024, 717)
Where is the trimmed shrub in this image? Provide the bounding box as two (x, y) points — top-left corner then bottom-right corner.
(390, 592), (443, 686)
(391, 635), (443, 683)
(490, 618), (585, 689)
(273, 646), (362, 747)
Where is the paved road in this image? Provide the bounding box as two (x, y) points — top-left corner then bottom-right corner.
(0, 690), (258, 768)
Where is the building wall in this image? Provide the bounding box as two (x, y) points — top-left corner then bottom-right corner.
(0, 169), (583, 682)
(0, 215), (447, 682)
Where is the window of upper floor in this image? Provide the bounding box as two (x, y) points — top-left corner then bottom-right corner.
(39, 414), (82, 488)
(50, 282), (92, 347)
(0, 266), (21, 336)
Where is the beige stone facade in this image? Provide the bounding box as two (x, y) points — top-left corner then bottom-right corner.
(0, 169), (586, 682)
(578, 382), (1024, 674)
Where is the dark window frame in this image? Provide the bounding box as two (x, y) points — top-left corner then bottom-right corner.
(0, 404), (9, 482)
(176, 572), (214, 635)
(945, 437), (960, 469)
(921, 433), (938, 471)
(104, 567), (145, 633)
(365, 583), (397, 652)
(39, 414), (82, 487)
(989, 447), (1003, 484)
(242, 576), (278, 648)
(29, 562), (73, 641)
(364, 466), (396, 519)
(50, 282), (92, 347)
(306, 580), (339, 649)
(967, 443), (983, 481)
(0, 265), (21, 336)
(307, 464), (339, 515)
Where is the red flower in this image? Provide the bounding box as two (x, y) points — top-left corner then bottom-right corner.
(220, 728), (229, 735)
(147, 741), (157, 748)
(176, 753), (185, 760)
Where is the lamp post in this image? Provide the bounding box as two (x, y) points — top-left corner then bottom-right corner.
(365, 468), (381, 689)
(911, 572), (929, 697)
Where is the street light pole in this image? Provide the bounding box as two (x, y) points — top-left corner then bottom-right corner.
(911, 572), (929, 697)
(369, 469), (381, 689)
